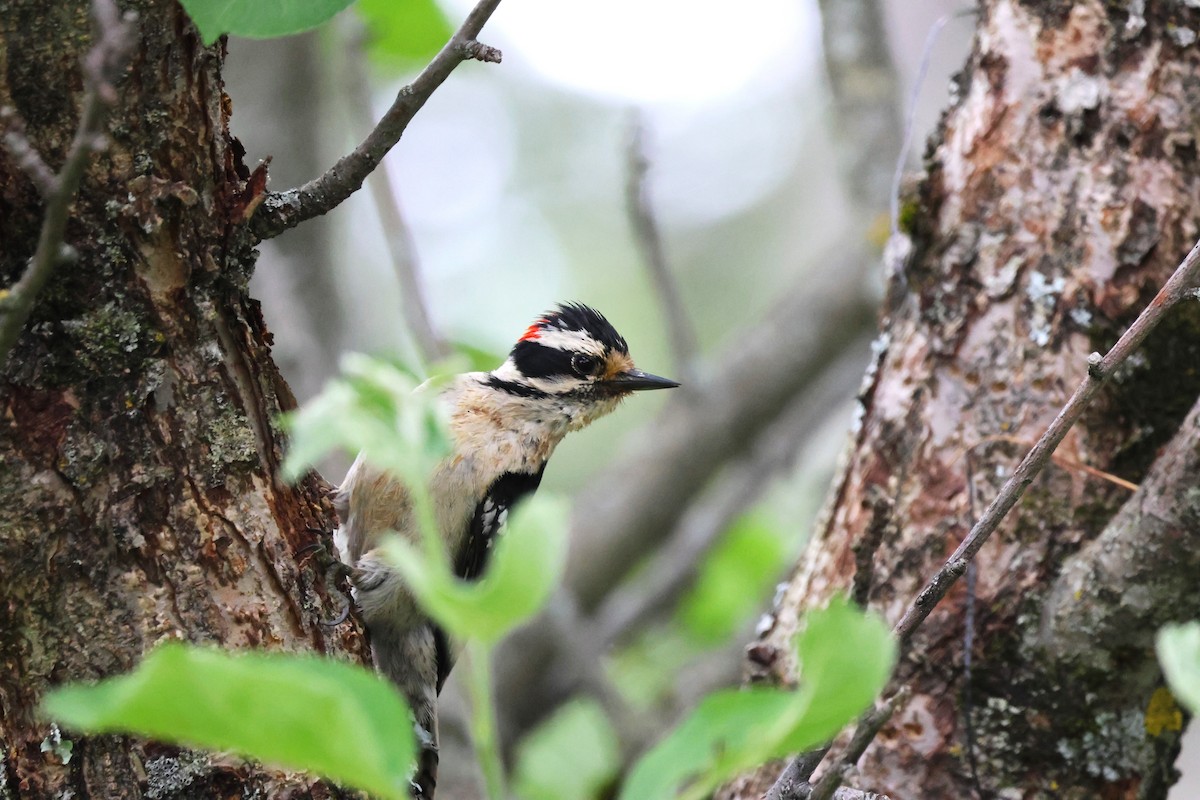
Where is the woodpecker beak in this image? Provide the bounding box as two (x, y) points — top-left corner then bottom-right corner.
(597, 368), (680, 393)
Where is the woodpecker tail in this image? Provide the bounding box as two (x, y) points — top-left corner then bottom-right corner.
(369, 622), (442, 799)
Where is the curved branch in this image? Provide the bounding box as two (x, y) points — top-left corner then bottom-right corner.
(0, 0), (137, 364)
(1039, 388), (1200, 666)
(250, 0), (504, 241)
(566, 251), (877, 611)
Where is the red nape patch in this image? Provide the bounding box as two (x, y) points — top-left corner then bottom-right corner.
(519, 320), (546, 342)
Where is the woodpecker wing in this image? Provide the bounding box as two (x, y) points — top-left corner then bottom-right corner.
(455, 464), (547, 581)
(430, 465), (547, 693)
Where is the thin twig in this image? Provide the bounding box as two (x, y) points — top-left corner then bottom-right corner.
(341, 20), (450, 364)
(764, 748), (830, 800)
(805, 688), (910, 800)
(624, 114), (699, 382)
(1, 109), (57, 198)
(592, 343), (869, 647)
(961, 451), (985, 798)
(895, 238), (1200, 645)
(0, 0), (137, 364)
(774, 236), (1200, 800)
(250, 0), (504, 241)
(952, 434), (1138, 492)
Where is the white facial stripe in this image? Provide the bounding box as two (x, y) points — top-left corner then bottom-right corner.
(492, 360), (522, 382)
(533, 328), (604, 354)
(526, 374), (588, 393)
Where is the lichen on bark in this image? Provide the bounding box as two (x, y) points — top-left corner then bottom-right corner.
(0, 1), (368, 796)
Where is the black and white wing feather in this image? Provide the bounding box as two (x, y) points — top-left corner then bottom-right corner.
(454, 464), (547, 581)
(431, 465), (547, 693)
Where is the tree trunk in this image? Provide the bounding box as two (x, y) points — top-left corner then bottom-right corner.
(0, 1), (368, 796)
(733, 2), (1200, 797)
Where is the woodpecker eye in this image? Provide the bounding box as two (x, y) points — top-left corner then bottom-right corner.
(571, 353), (600, 377)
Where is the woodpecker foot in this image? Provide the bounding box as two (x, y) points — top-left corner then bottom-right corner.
(297, 532), (355, 627)
(410, 727), (439, 799)
(320, 559), (354, 627)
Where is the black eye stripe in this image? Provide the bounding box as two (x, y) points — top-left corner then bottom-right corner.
(511, 341), (577, 379)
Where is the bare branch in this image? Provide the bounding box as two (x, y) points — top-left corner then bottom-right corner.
(567, 250), (877, 611)
(625, 114), (699, 381)
(593, 342), (870, 647)
(0, 0), (137, 363)
(818, 0), (902, 211)
(805, 689), (910, 800)
(0, 108), (56, 197)
(341, 21), (450, 364)
(250, 0), (504, 241)
(1039, 388), (1200, 667)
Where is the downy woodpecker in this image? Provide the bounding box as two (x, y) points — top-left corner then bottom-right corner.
(334, 303), (678, 798)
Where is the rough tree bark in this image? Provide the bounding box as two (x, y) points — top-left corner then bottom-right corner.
(730, 2), (1200, 798)
(0, 1), (367, 797)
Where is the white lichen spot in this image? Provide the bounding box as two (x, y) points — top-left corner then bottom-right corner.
(1123, 0), (1146, 38)
(146, 752), (209, 799)
(1069, 306), (1094, 327)
(883, 232), (913, 277)
(986, 256), (1022, 298)
(39, 724), (72, 765)
(1057, 68), (1103, 115)
(1169, 24), (1198, 46)
(1026, 272), (1066, 346)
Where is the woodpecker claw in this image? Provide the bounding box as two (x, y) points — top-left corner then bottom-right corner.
(320, 560), (354, 627)
(296, 532), (356, 627)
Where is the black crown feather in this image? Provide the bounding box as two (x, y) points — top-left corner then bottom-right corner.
(504, 303), (629, 383)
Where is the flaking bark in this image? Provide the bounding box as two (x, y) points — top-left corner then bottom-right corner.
(0, 1), (368, 796)
(730, 2), (1200, 798)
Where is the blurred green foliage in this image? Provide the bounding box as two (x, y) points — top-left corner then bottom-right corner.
(42, 643), (416, 800)
(606, 626), (705, 712)
(620, 597), (896, 800)
(676, 511), (788, 645)
(514, 699), (621, 800)
(180, 0), (358, 44)
(356, 0), (454, 68)
(180, 0), (450, 58)
(281, 352), (452, 484)
(385, 495), (570, 645)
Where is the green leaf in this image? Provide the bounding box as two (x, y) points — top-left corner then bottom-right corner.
(676, 512), (788, 645)
(281, 353), (451, 484)
(356, 0), (454, 68)
(620, 597), (896, 800)
(1157, 622), (1200, 714)
(384, 495), (569, 644)
(514, 700), (620, 800)
(180, 0), (357, 45)
(606, 627), (702, 712)
(42, 643), (416, 800)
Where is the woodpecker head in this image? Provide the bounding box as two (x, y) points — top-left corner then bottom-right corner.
(486, 303), (678, 424)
